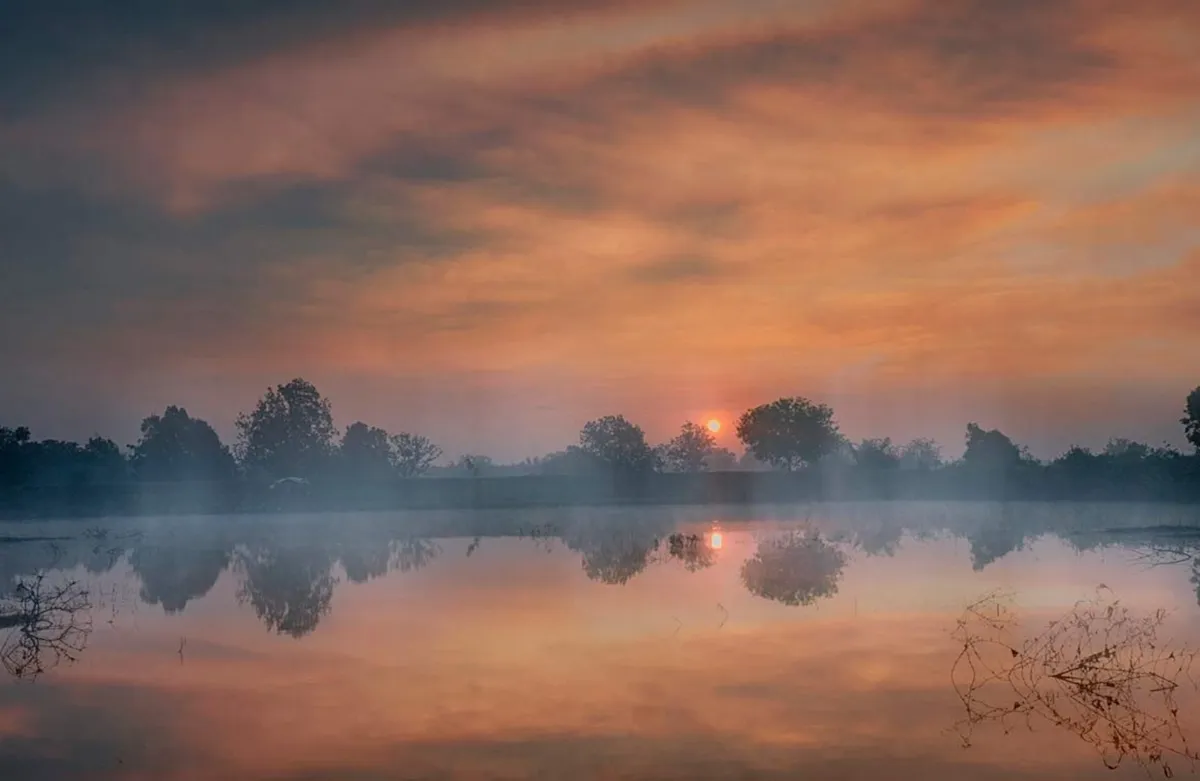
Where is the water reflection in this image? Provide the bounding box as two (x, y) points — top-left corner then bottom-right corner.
(740, 529), (847, 606)
(952, 588), (1200, 777)
(562, 512), (672, 585)
(130, 541), (230, 613)
(4, 505), (1200, 779)
(234, 544), (338, 638)
(0, 504), (1198, 671)
(665, 532), (717, 572)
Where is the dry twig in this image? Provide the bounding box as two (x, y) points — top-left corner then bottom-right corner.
(951, 587), (1200, 777)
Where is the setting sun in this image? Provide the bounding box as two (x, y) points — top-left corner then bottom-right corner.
(707, 419), (721, 434)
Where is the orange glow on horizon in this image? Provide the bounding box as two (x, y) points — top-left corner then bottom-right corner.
(710, 531), (723, 550)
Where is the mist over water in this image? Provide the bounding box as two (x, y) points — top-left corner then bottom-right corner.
(3, 503), (1200, 779)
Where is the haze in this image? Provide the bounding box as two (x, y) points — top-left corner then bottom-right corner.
(2, 0), (1198, 461)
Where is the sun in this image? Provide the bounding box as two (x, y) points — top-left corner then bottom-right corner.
(706, 419), (721, 434)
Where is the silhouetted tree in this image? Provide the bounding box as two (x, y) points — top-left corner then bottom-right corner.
(0, 426), (32, 485)
(130, 406), (235, 482)
(740, 529), (847, 605)
(1103, 438), (1152, 461)
(736, 397), (841, 471)
(235, 378), (336, 479)
(1052, 445), (1099, 479)
(390, 433), (442, 477)
(737, 450), (772, 471)
(705, 446), (739, 470)
(661, 422), (716, 472)
(899, 438), (942, 471)
(15, 437), (128, 486)
(1184, 386), (1200, 451)
(87, 437), (128, 483)
(852, 437), (900, 470)
(339, 422), (394, 480)
(578, 415), (657, 475)
(538, 446), (607, 476)
(963, 423), (1023, 472)
(451, 454), (493, 477)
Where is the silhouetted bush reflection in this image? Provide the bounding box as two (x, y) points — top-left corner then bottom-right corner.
(740, 529), (847, 606)
(130, 542), (231, 614)
(665, 532), (716, 572)
(339, 536), (439, 584)
(561, 513), (672, 585)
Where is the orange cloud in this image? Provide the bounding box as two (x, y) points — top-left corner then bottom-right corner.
(0, 0), (1198, 454)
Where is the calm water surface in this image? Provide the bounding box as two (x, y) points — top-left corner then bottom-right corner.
(3, 502), (1200, 780)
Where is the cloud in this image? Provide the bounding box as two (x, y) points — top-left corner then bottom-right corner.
(0, 0), (1198, 454)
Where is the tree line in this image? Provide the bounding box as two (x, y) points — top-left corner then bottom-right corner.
(1, 378), (1199, 489)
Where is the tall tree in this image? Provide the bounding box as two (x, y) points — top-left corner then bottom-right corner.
(899, 438), (943, 471)
(0, 426), (32, 485)
(82, 436), (128, 483)
(339, 422), (394, 480)
(1183, 386), (1200, 451)
(705, 446), (739, 471)
(852, 438), (900, 470)
(1102, 438), (1151, 461)
(735, 397), (840, 471)
(131, 406), (235, 482)
(962, 423), (1023, 471)
(661, 421), (716, 472)
(452, 454), (493, 477)
(578, 415), (657, 475)
(537, 446), (606, 477)
(390, 433), (442, 477)
(235, 379), (336, 479)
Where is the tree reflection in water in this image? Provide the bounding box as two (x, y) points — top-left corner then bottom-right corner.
(561, 514), (671, 585)
(665, 532), (716, 572)
(952, 588), (1200, 777)
(0, 573), (92, 679)
(130, 543), (231, 614)
(234, 545), (337, 639)
(392, 537), (439, 574)
(740, 529), (847, 606)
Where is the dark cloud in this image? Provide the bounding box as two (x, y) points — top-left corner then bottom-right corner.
(0, 171), (482, 372)
(574, 0), (1120, 120)
(626, 255), (724, 285)
(0, 0), (656, 115)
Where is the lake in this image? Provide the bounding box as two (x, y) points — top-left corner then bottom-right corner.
(3, 502), (1200, 780)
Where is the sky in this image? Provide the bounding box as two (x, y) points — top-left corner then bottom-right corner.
(1, 0), (1198, 461)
